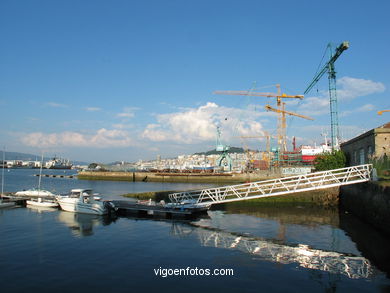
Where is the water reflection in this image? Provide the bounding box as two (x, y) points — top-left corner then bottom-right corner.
(57, 211), (114, 237)
(26, 205), (58, 214)
(339, 210), (390, 278)
(219, 203), (340, 227)
(171, 221), (374, 279)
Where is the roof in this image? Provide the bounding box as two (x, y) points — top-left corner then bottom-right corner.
(379, 122), (390, 129)
(340, 122), (390, 147)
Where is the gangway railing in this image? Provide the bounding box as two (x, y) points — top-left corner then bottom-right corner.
(168, 164), (372, 207)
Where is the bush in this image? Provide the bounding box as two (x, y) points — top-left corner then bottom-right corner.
(371, 154), (390, 179)
(314, 150), (346, 171)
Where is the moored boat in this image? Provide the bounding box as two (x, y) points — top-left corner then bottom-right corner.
(57, 189), (109, 215)
(26, 197), (59, 208)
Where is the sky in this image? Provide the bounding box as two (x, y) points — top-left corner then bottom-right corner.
(1, 0), (389, 163)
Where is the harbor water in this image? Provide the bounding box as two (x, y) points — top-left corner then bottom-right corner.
(1, 169), (390, 292)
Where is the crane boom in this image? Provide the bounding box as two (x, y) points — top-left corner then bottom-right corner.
(214, 84), (304, 152)
(304, 41), (349, 95)
(378, 110), (390, 115)
(264, 104), (314, 120)
(214, 90), (304, 100)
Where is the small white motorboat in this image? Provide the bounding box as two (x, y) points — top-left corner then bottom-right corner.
(26, 197), (59, 208)
(57, 189), (109, 215)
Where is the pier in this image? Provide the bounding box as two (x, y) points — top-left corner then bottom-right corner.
(34, 174), (75, 179)
(111, 200), (208, 219)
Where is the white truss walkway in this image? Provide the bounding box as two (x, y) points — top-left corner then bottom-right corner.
(168, 164), (372, 207)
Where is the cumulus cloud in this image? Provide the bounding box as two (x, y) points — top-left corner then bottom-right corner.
(141, 102), (265, 143)
(20, 128), (134, 148)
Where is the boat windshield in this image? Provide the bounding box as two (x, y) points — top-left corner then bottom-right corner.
(69, 189), (93, 198)
(70, 192), (80, 198)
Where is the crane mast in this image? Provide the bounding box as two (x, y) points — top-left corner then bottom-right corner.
(304, 41), (349, 149)
(265, 103), (314, 152)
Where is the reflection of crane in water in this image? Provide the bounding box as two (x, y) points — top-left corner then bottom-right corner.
(170, 221), (373, 280)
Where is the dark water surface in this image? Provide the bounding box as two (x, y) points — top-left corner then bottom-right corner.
(1, 169), (390, 292)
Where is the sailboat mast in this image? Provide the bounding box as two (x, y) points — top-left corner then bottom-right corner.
(38, 152), (44, 190)
(1, 147), (5, 196)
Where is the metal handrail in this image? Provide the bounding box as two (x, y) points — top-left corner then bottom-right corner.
(169, 164), (372, 207)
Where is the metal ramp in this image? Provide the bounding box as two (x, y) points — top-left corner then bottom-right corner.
(168, 164), (372, 207)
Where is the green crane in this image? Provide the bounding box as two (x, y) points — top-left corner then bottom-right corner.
(304, 41), (349, 149)
(215, 126), (232, 171)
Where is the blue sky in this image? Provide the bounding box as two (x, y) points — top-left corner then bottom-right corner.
(1, 0), (389, 163)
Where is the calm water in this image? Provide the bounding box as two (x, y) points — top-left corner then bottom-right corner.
(1, 169), (390, 292)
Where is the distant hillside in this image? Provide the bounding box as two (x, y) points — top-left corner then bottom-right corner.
(194, 147), (247, 156)
(1, 151), (88, 165)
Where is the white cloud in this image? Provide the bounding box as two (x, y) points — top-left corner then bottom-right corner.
(298, 77), (385, 116)
(141, 102), (266, 144)
(20, 128), (135, 148)
(340, 103), (375, 117)
(112, 123), (134, 129)
(85, 107), (101, 112)
(298, 96), (329, 116)
(46, 102), (68, 108)
(337, 77), (385, 101)
(117, 107), (139, 119)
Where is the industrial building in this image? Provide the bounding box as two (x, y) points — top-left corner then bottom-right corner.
(340, 122), (390, 166)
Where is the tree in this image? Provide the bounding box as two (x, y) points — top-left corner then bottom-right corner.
(314, 150), (346, 171)
(88, 163), (99, 170)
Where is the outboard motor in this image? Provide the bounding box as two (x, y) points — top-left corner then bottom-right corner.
(104, 201), (117, 215)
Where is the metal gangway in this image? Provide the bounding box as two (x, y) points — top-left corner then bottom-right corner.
(169, 164), (372, 207)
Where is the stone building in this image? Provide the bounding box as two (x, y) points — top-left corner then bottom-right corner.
(340, 122), (390, 166)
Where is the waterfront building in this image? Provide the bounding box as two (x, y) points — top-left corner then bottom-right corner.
(340, 122), (390, 165)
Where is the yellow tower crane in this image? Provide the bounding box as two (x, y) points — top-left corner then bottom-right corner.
(264, 103), (314, 152)
(378, 110), (390, 115)
(214, 84), (304, 152)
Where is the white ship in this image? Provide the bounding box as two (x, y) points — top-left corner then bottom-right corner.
(45, 157), (73, 169)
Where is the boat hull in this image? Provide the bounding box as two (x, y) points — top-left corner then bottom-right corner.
(0, 201), (15, 209)
(57, 198), (107, 215)
(26, 199), (59, 208)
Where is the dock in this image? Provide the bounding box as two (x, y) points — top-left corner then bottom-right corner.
(34, 174), (75, 179)
(110, 200), (209, 219)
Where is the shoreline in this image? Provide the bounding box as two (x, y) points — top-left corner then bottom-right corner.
(78, 170), (282, 183)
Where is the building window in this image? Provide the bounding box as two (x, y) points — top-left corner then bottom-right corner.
(359, 148), (365, 164)
(367, 146), (373, 161)
(354, 151), (357, 164)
